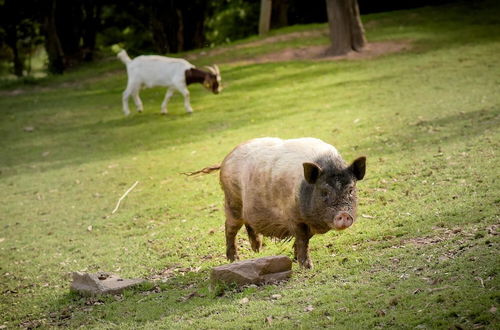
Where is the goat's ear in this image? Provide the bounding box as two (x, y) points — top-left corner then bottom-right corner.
(303, 162), (322, 184)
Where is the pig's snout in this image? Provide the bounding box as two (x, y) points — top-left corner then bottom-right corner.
(332, 211), (354, 230)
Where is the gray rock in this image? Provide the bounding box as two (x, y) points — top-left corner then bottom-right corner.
(70, 272), (144, 296)
(211, 255), (292, 286)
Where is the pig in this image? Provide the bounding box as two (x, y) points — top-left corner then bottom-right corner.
(187, 137), (366, 269)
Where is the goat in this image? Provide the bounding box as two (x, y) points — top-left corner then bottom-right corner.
(117, 50), (222, 116)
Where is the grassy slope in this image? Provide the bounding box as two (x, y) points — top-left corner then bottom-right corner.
(1, 1), (499, 329)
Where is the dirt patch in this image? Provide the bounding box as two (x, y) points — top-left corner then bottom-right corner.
(186, 29), (329, 61)
(237, 29), (328, 49)
(231, 40), (411, 65)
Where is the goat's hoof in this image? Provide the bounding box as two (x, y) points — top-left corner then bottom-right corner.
(137, 109), (143, 113)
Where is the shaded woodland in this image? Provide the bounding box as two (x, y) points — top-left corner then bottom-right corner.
(0, 0), (457, 76)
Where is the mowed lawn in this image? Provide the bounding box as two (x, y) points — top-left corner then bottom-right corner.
(1, 1), (499, 329)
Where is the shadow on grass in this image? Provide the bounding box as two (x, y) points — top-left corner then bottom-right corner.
(352, 106), (499, 156)
(0, 99), (303, 179)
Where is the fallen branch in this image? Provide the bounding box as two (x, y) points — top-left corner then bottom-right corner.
(112, 181), (139, 214)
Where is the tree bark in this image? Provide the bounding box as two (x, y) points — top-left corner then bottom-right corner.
(271, 0), (288, 29)
(326, 0), (366, 56)
(82, 0), (101, 61)
(43, 0), (65, 74)
(56, 0), (83, 67)
(176, 8), (184, 52)
(5, 26), (24, 77)
(259, 0), (272, 35)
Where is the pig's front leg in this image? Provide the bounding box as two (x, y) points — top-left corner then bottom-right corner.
(294, 223), (313, 269)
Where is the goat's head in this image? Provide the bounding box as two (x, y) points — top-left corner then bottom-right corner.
(203, 65), (222, 94)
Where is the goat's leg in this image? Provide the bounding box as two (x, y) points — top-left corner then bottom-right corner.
(178, 86), (193, 113)
(122, 89), (131, 116)
(132, 90), (143, 113)
(161, 88), (175, 114)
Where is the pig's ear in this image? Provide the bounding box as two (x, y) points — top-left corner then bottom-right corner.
(303, 162), (323, 184)
(349, 156), (366, 180)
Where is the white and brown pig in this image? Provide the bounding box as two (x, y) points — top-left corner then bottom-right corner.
(187, 137), (366, 269)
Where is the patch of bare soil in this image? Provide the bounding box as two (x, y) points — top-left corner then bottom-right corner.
(233, 40), (411, 65)
(186, 29), (329, 61)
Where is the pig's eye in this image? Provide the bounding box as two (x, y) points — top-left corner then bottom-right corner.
(348, 187), (355, 195)
(320, 190), (329, 198)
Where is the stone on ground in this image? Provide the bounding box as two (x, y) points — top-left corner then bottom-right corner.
(211, 255), (292, 286)
(70, 272), (144, 296)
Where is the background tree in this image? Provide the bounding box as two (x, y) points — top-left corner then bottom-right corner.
(0, 0), (42, 77)
(325, 0), (366, 55)
(42, 0), (65, 74)
(259, 0), (272, 35)
(0, 0), (460, 78)
(271, 0), (289, 29)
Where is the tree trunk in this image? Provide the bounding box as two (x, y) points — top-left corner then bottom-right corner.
(82, 0), (101, 61)
(5, 27), (24, 77)
(326, 0), (366, 56)
(43, 0), (65, 74)
(179, 0), (206, 51)
(176, 8), (184, 52)
(56, 0), (83, 67)
(271, 0), (288, 29)
(259, 0), (272, 35)
(150, 0), (172, 53)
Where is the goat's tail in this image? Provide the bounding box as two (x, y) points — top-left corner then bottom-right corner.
(117, 49), (132, 65)
(181, 164), (221, 176)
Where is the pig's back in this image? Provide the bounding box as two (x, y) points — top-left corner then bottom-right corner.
(222, 137), (338, 182)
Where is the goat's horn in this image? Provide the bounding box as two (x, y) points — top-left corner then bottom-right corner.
(212, 64), (220, 75)
(204, 66), (216, 74)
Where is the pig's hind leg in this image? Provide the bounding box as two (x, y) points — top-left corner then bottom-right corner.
(245, 224), (263, 252)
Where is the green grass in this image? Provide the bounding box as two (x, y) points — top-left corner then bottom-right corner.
(1, 1), (499, 328)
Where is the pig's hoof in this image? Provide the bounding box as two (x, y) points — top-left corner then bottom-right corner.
(250, 240), (262, 252)
(299, 259), (313, 269)
(226, 252), (239, 262)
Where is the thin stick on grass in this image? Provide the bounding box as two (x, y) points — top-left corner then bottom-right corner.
(112, 181), (139, 214)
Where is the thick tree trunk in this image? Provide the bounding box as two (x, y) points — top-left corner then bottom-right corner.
(43, 0), (65, 74)
(326, 0), (366, 56)
(259, 0), (272, 35)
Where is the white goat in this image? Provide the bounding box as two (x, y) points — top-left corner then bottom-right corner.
(117, 50), (221, 116)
